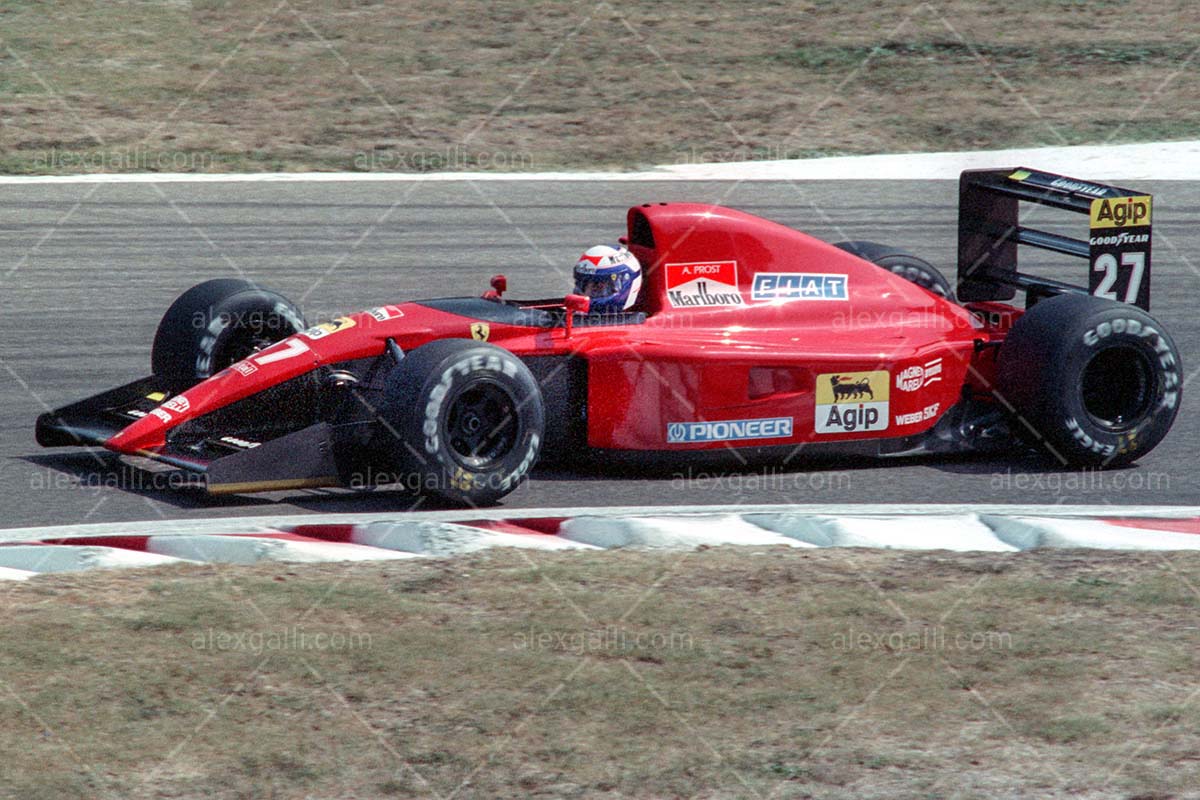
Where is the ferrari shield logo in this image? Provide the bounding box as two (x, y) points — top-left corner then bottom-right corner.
(470, 322), (490, 342)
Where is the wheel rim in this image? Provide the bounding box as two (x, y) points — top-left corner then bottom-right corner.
(445, 381), (520, 468)
(1080, 344), (1156, 431)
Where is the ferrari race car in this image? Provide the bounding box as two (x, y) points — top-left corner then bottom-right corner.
(37, 168), (1182, 506)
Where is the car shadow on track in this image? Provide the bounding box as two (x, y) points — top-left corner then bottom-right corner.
(22, 452), (278, 510)
(280, 486), (483, 513)
(23, 452), (488, 514)
(24, 448), (1148, 516)
(923, 451), (1145, 477)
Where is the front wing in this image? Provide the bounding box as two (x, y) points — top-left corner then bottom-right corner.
(36, 377), (343, 494)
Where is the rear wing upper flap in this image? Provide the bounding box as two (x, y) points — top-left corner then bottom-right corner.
(957, 167), (1153, 310)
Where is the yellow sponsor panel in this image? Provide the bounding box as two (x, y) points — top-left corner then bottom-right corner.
(815, 370), (890, 405)
(1089, 195), (1152, 229)
(1008, 169), (1032, 182)
(303, 316), (357, 339)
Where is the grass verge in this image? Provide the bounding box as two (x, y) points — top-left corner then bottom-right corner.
(1, 547), (1197, 798)
(2, 1), (1200, 173)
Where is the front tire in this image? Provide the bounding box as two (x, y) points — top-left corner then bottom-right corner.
(151, 279), (306, 385)
(377, 339), (544, 506)
(996, 293), (1181, 467)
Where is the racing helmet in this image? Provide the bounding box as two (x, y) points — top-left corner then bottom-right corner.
(572, 244), (643, 313)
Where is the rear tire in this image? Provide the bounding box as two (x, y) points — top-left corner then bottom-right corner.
(834, 240), (954, 300)
(151, 279), (306, 385)
(376, 339), (544, 506)
(995, 293), (1181, 467)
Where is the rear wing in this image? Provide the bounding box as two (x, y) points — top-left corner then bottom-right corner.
(957, 168), (1152, 310)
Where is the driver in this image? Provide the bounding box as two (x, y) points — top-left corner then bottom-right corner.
(572, 244), (643, 313)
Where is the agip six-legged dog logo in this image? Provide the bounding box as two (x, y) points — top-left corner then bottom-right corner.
(816, 370), (890, 433)
(830, 375), (875, 401)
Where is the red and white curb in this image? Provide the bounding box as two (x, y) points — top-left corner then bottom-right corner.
(1, 505), (1198, 579)
(981, 515), (1200, 551)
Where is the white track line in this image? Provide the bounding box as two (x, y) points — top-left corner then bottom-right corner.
(3, 141), (1199, 184)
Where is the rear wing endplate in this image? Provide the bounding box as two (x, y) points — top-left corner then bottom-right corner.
(957, 168), (1152, 310)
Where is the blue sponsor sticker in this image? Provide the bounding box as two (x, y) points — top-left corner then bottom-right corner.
(667, 416), (794, 444)
(751, 272), (848, 302)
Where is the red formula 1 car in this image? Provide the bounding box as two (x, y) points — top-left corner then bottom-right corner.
(37, 168), (1182, 506)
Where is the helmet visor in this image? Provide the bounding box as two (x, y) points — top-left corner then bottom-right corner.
(575, 275), (622, 298)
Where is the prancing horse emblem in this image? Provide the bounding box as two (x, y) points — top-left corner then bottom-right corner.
(470, 322), (490, 342)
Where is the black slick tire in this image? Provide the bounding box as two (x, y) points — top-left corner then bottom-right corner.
(151, 279), (306, 385)
(834, 240), (954, 300)
(995, 293), (1181, 467)
(377, 339), (544, 506)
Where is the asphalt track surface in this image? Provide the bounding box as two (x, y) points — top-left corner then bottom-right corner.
(2, 179), (1198, 527)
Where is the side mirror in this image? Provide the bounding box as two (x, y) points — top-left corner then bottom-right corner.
(490, 274), (508, 296)
(563, 293), (590, 337)
(564, 294), (591, 314)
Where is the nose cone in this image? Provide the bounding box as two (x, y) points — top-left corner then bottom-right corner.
(107, 393), (191, 452)
(107, 336), (319, 454)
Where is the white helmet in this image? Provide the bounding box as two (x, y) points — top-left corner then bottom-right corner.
(572, 245), (643, 312)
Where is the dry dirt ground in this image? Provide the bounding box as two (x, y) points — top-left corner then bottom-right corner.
(2, 1), (1200, 173)
(1, 547), (1198, 799)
